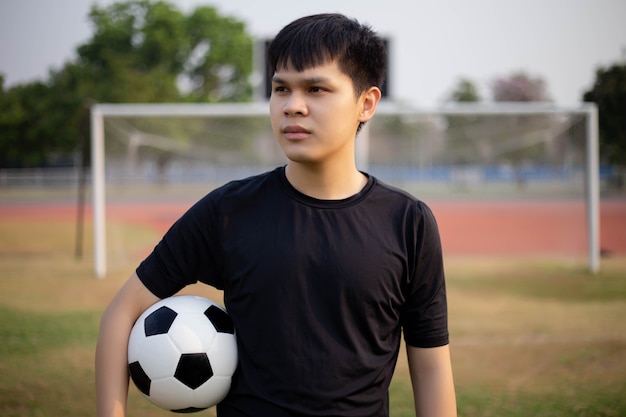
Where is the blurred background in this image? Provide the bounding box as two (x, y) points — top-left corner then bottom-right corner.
(1, 0), (625, 187)
(1, 0), (625, 266)
(1, 2), (625, 416)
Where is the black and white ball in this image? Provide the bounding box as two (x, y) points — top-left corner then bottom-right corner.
(128, 295), (237, 413)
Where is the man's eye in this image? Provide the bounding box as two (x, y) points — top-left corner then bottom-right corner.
(273, 86), (287, 93)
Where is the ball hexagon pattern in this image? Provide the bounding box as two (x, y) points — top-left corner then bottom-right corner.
(128, 295), (238, 413)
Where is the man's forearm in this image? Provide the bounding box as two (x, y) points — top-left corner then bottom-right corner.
(96, 274), (160, 417)
(407, 344), (457, 417)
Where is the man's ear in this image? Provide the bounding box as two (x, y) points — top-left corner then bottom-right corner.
(358, 86), (382, 123)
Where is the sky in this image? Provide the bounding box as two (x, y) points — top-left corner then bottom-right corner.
(1, 0), (625, 107)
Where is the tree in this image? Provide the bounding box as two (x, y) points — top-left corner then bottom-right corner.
(583, 63), (626, 168)
(0, 0), (254, 168)
(76, 0), (253, 102)
(489, 72), (554, 189)
(448, 78), (481, 103)
(76, 0), (187, 102)
(442, 78), (483, 173)
(182, 6), (253, 101)
(491, 71), (549, 102)
(0, 76), (84, 168)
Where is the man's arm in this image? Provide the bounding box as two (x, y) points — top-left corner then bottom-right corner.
(407, 344), (457, 417)
(96, 273), (160, 417)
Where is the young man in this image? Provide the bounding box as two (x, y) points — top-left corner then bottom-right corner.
(96, 13), (456, 417)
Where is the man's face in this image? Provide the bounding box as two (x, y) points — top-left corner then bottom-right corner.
(269, 60), (367, 166)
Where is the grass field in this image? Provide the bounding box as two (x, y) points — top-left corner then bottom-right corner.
(1, 218), (625, 416)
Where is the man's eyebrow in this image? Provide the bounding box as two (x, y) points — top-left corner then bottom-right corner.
(271, 75), (331, 84)
(271, 75), (285, 84)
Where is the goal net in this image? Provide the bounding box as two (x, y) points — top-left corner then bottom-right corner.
(90, 102), (599, 277)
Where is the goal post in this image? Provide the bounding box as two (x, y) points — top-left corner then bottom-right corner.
(90, 102), (600, 278)
(90, 102), (271, 278)
(91, 107), (106, 278)
(370, 101), (600, 273)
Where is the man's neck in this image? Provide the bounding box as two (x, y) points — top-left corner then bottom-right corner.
(285, 162), (367, 200)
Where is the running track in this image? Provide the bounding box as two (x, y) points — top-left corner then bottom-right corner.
(1, 199), (625, 257)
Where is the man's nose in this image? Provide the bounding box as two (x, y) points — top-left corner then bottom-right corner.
(283, 92), (308, 116)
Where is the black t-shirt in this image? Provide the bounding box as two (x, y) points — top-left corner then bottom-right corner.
(137, 166), (449, 417)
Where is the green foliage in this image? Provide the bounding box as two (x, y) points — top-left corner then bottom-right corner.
(76, 0), (253, 103)
(0, 0), (254, 168)
(77, 0), (187, 102)
(0, 78), (85, 167)
(449, 78), (481, 102)
(184, 6), (254, 101)
(583, 63), (626, 166)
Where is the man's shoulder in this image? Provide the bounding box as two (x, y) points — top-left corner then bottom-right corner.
(371, 177), (428, 208)
(368, 176), (440, 224)
(211, 167), (281, 196)
(196, 167), (283, 211)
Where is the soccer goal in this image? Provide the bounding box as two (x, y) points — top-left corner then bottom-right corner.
(90, 101), (599, 278)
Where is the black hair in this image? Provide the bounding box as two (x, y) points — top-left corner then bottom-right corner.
(266, 13), (386, 99)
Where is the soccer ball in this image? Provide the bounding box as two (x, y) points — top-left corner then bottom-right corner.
(128, 295), (238, 413)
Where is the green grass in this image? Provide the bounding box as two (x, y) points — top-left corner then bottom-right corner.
(443, 258), (626, 417)
(446, 258), (626, 302)
(0, 306), (101, 417)
(457, 387), (626, 417)
(0, 307), (99, 356)
(450, 339), (626, 417)
(1, 218), (625, 416)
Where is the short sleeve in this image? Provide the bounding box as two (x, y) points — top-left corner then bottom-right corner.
(136, 193), (224, 299)
(401, 202), (449, 348)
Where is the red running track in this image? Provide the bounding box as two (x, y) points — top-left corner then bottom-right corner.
(1, 199), (625, 256)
